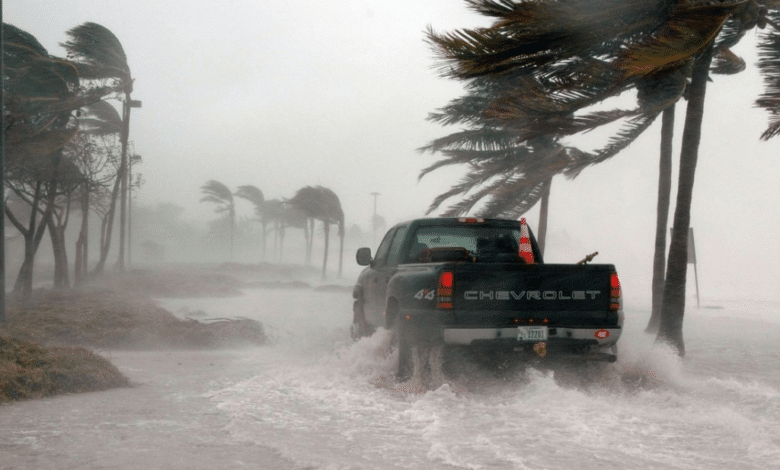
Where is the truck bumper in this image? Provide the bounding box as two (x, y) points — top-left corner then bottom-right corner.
(397, 313), (621, 362)
(442, 325), (621, 347)
(443, 327), (621, 362)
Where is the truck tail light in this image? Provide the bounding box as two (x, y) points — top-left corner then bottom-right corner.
(610, 272), (622, 312)
(437, 271), (453, 309)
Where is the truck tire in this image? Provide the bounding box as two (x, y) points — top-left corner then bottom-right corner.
(388, 303), (412, 381)
(350, 299), (373, 341)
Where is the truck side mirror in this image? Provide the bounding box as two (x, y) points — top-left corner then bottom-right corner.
(356, 247), (373, 266)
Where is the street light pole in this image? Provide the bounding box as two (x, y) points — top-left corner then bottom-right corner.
(370, 192), (380, 245)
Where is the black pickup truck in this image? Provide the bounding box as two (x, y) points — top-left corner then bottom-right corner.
(352, 217), (623, 378)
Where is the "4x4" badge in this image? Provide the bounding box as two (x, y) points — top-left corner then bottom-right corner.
(414, 289), (435, 300)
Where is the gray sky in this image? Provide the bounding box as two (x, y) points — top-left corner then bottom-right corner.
(5, 1), (780, 301)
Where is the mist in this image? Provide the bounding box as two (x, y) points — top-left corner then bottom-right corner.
(4, 1), (779, 300)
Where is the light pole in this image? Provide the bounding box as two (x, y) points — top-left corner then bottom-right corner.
(128, 152), (141, 268)
(370, 192), (380, 245)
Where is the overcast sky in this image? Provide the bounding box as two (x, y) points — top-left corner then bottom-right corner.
(5, 1), (780, 302)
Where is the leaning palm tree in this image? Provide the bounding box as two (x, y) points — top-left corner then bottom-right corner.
(200, 180), (236, 261)
(426, 0), (759, 355)
(288, 186), (344, 279)
(318, 187), (345, 278)
(419, 71), (656, 254)
(235, 185), (265, 259)
(62, 22), (135, 272)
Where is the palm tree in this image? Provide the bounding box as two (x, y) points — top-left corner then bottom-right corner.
(61, 22), (135, 272)
(235, 185), (265, 259)
(647, 25), (750, 333)
(200, 180), (236, 261)
(288, 186), (344, 279)
(319, 187), (345, 277)
(419, 73), (654, 253)
(425, 0), (760, 355)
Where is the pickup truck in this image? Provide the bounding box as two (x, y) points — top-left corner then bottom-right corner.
(351, 217), (623, 379)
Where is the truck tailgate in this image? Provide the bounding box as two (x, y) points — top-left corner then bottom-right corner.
(448, 263), (618, 327)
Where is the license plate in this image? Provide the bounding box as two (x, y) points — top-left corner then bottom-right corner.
(517, 326), (548, 341)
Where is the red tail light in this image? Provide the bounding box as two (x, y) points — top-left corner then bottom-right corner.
(610, 272), (622, 311)
(437, 271), (453, 309)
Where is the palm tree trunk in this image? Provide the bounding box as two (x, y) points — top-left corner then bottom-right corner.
(74, 187), (89, 285)
(229, 208), (235, 262)
(656, 44), (715, 356)
(261, 221), (268, 261)
(93, 165), (123, 275)
(338, 223), (344, 277)
(536, 176), (552, 257)
(307, 218), (314, 265)
(322, 221), (330, 280)
(646, 105), (676, 334)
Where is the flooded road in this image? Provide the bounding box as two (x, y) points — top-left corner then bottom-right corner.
(2, 288), (779, 469)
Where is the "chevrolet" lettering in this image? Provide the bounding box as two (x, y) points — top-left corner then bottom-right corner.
(464, 290), (600, 300)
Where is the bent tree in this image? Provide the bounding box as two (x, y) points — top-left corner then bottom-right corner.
(425, 0), (767, 355)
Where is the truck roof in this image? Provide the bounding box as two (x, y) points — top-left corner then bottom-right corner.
(393, 217), (525, 229)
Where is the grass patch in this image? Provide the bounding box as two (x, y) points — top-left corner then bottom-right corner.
(0, 333), (129, 403)
(1, 278), (267, 403)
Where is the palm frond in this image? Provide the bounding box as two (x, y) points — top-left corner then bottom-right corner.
(710, 46), (746, 74)
(614, 4), (733, 79)
(78, 100), (122, 135)
(565, 112), (659, 178)
(755, 9), (780, 139)
(61, 22), (131, 83)
(235, 185), (265, 207)
(419, 127), (521, 154)
(200, 180), (234, 205)
(475, 176), (548, 219)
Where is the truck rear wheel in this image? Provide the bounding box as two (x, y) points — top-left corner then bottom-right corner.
(350, 299), (373, 340)
(388, 304), (412, 381)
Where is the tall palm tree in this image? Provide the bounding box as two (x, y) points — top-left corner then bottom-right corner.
(61, 22), (135, 272)
(646, 21), (750, 333)
(318, 187), (345, 277)
(426, 0), (757, 355)
(235, 185), (265, 259)
(200, 180), (236, 261)
(288, 186), (344, 279)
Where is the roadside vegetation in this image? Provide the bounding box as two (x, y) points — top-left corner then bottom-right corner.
(0, 265), (268, 403)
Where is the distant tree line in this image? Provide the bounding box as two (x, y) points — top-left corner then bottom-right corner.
(201, 181), (344, 279)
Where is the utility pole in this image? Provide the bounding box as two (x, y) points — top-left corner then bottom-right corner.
(128, 152), (140, 268)
(117, 97), (141, 271)
(370, 192), (380, 245)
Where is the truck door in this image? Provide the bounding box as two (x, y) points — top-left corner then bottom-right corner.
(364, 225), (409, 325)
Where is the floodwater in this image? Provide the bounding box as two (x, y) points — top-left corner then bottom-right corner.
(1, 287), (779, 470)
